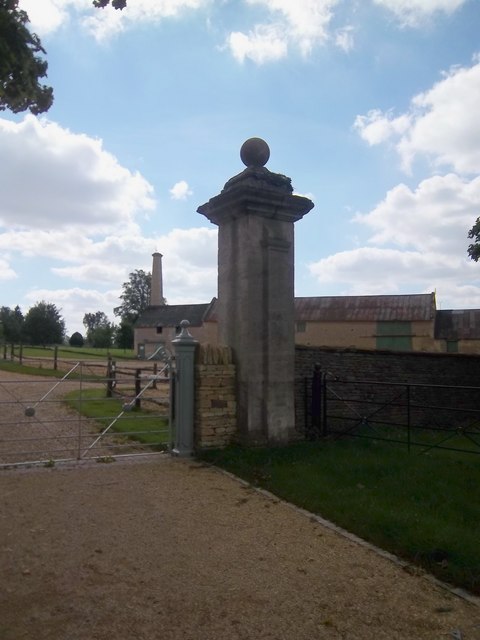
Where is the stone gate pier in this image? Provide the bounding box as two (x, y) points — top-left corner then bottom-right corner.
(198, 138), (314, 444)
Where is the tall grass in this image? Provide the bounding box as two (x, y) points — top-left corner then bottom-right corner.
(200, 438), (480, 595)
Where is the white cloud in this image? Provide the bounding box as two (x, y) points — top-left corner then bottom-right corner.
(226, 0), (339, 63)
(334, 26), (355, 53)
(372, 0), (467, 27)
(354, 57), (480, 174)
(0, 256), (17, 282)
(17, 226), (218, 335)
(354, 109), (411, 145)
(19, 0), (211, 40)
(0, 116), (155, 231)
(24, 287), (120, 335)
(227, 25), (288, 64)
(355, 174), (480, 254)
(309, 173), (480, 307)
(169, 180), (193, 201)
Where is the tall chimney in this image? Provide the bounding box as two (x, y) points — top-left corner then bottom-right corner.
(150, 252), (164, 306)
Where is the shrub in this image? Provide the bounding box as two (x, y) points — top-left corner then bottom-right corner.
(69, 331), (84, 347)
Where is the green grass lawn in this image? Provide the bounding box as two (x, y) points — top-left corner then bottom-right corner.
(2, 345), (136, 360)
(199, 438), (480, 595)
(64, 388), (170, 448)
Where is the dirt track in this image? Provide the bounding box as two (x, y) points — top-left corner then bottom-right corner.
(1, 457), (479, 640)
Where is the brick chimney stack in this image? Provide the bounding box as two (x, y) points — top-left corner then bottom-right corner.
(150, 252), (164, 306)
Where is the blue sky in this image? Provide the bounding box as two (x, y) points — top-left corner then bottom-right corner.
(1, 0), (480, 336)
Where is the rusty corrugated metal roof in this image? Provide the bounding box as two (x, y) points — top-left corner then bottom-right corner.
(435, 309), (480, 340)
(183, 293), (436, 323)
(294, 293), (436, 323)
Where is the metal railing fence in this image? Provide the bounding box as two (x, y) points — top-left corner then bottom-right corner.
(0, 360), (171, 468)
(303, 368), (480, 455)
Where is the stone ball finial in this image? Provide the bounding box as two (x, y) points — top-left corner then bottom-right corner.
(240, 137), (270, 168)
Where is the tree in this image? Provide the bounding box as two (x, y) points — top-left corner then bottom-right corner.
(69, 331), (84, 347)
(83, 311), (114, 347)
(0, 0), (53, 115)
(23, 301), (65, 346)
(115, 317), (134, 349)
(114, 269), (152, 320)
(0, 0), (126, 116)
(0, 305), (24, 343)
(468, 217), (480, 262)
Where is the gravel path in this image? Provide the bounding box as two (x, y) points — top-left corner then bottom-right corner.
(1, 457), (479, 640)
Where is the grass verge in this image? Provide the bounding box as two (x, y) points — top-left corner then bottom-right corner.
(199, 438), (480, 595)
(64, 388), (170, 449)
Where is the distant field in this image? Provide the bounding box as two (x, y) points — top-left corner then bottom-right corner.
(1, 345), (136, 361)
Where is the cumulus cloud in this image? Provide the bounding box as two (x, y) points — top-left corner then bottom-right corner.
(21, 226), (218, 334)
(0, 116), (155, 231)
(0, 256), (17, 282)
(354, 57), (480, 174)
(169, 180), (193, 201)
(372, 0), (467, 27)
(19, 0), (211, 40)
(226, 0), (339, 63)
(23, 286), (120, 335)
(227, 25), (288, 64)
(355, 174), (480, 254)
(334, 26), (355, 53)
(309, 174), (480, 308)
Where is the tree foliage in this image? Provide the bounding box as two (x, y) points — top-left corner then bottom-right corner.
(115, 317), (134, 349)
(0, 305), (24, 343)
(23, 301), (65, 346)
(114, 269), (152, 320)
(83, 311), (114, 347)
(69, 331), (85, 347)
(0, 0), (127, 116)
(468, 217), (480, 262)
(0, 0), (53, 114)
(93, 0), (127, 8)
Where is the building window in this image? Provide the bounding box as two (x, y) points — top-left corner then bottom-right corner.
(296, 321), (306, 333)
(156, 325), (163, 334)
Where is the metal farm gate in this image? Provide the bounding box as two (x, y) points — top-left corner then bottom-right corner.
(0, 358), (173, 468)
(302, 365), (480, 456)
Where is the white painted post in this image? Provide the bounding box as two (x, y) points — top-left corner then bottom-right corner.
(171, 320), (198, 456)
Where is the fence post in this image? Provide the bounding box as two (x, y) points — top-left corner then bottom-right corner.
(152, 362), (158, 389)
(3, 343), (6, 360)
(310, 363), (322, 439)
(10, 344), (13, 361)
(19, 344), (23, 365)
(54, 345), (58, 370)
(135, 369), (141, 409)
(106, 357), (113, 398)
(171, 320), (198, 456)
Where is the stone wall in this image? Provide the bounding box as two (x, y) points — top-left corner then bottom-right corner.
(194, 344), (237, 449)
(295, 345), (480, 434)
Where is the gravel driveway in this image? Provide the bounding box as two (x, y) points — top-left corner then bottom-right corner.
(1, 457), (479, 640)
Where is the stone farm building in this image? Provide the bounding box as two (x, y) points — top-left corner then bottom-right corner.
(134, 258), (480, 357)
